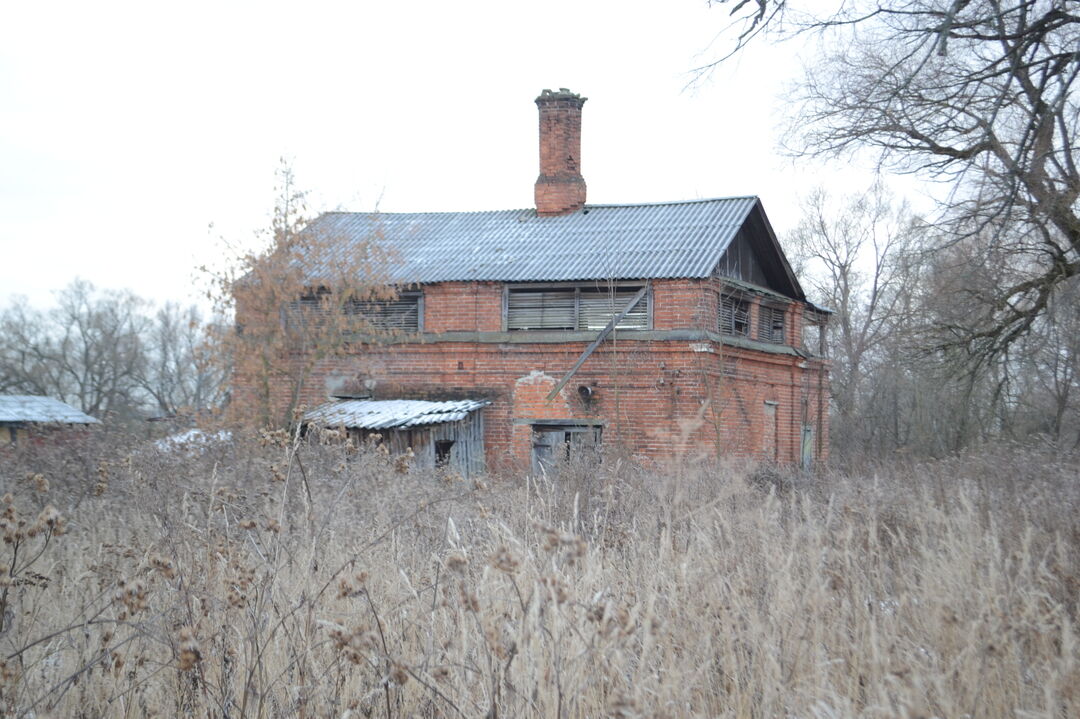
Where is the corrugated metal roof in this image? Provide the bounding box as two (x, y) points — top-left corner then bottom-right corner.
(302, 197), (760, 284)
(302, 399), (489, 429)
(0, 396), (99, 424)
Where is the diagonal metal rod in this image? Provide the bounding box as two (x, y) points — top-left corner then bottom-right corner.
(545, 283), (649, 401)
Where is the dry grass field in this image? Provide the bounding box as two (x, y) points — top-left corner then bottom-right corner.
(0, 433), (1077, 718)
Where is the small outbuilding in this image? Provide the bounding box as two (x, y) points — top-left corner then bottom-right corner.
(0, 395), (100, 446)
(303, 398), (489, 477)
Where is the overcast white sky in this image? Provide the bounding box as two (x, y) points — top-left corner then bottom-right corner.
(1, 0), (925, 310)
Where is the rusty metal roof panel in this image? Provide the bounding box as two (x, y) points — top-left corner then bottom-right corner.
(302, 197), (760, 284)
(302, 399), (489, 430)
(0, 396), (100, 424)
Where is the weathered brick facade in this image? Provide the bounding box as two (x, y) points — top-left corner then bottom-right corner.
(290, 277), (829, 473)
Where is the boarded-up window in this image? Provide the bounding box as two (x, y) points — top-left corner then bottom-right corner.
(720, 295), (751, 336)
(345, 295), (421, 331)
(507, 289), (576, 330)
(578, 288), (648, 330)
(757, 304), (786, 344)
(288, 291), (421, 332)
(508, 286), (648, 331)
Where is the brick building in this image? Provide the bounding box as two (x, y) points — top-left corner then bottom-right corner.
(259, 89), (830, 476)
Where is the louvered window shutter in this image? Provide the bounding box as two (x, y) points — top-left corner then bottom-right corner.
(758, 305), (786, 343)
(507, 290), (576, 330)
(578, 289), (648, 330)
(347, 295), (420, 331)
(285, 295), (331, 330)
(720, 296), (750, 336)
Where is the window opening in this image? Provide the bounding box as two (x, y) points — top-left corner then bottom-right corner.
(287, 290), (421, 332)
(435, 440), (455, 467)
(508, 286), (647, 331)
(757, 305), (786, 344)
(720, 295), (751, 336)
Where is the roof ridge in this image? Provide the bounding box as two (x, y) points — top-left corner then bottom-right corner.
(319, 196), (760, 217)
(584, 196), (759, 209)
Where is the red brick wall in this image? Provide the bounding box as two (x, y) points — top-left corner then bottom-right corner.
(422, 282), (502, 332)
(267, 278), (830, 474)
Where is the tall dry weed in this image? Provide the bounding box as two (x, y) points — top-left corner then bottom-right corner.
(0, 435), (1076, 717)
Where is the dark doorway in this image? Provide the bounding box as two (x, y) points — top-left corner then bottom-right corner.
(435, 439), (455, 467)
(531, 424), (602, 476)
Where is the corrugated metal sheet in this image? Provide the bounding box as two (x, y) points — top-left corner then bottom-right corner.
(0, 396), (99, 424)
(302, 399), (490, 429)
(301, 197), (759, 284)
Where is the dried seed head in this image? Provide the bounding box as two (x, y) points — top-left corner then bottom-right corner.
(238, 519), (256, 530)
(445, 551), (468, 574)
(0, 659), (20, 685)
(539, 524), (560, 553)
(115, 579), (149, 614)
(259, 428), (290, 448)
(150, 554), (177, 580)
(390, 663), (409, 686)
(566, 536), (587, 560)
(27, 473), (49, 494)
(35, 505), (65, 535)
(539, 575), (569, 604)
(458, 585), (481, 612)
(337, 571), (369, 598)
(177, 626), (201, 671)
(0, 507), (24, 544)
(489, 546), (520, 574)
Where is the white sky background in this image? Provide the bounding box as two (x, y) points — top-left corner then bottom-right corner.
(1, 0), (928, 310)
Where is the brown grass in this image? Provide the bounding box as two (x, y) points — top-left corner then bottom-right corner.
(0, 434), (1077, 718)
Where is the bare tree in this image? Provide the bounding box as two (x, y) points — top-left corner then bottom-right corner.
(706, 0), (1079, 358)
(0, 281), (149, 419)
(206, 161), (406, 429)
(137, 303), (228, 417)
(1014, 278), (1080, 446)
(787, 183), (924, 458)
(0, 282), (225, 424)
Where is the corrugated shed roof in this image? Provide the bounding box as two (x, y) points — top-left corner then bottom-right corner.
(302, 197), (760, 283)
(302, 399), (489, 430)
(0, 396), (99, 424)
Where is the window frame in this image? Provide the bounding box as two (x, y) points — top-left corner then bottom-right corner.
(719, 292), (752, 337)
(757, 302), (787, 344)
(287, 288), (423, 333)
(344, 290), (424, 333)
(503, 282), (652, 332)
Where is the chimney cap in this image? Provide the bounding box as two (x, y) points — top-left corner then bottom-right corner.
(536, 88), (587, 105)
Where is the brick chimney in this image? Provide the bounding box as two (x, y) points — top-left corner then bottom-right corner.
(534, 88), (587, 216)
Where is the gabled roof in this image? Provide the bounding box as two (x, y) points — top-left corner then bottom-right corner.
(302, 196), (803, 298)
(0, 396), (99, 424)
(303, 399), (489, 430)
